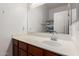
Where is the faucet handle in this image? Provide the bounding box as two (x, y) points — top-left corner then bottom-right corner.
(53, 31), (57, 34)
(51, 32), (57, 41)
(51, 37), (57, 41)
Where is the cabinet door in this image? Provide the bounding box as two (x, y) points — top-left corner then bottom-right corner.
(19, 41), (27, 51)
(19, 48), (27, 56)
(13, 46), (18, 56)
(28, 53), (33, 56)
(44, 50), (61, 56)
(28, 44), (43, 56)
(13, 38), (18, 46)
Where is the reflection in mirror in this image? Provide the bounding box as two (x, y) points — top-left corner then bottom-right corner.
(28, 3), (76, 35)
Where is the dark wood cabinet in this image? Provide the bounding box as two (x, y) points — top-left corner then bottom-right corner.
(13, 45), (18, 56)
(12, 38), (62, 56)
(28, 53), (33, 56)
(19, 41), (27, 51)
(13, 38), (18, 46)
(28, 44), (43, 56)
(19, 48), (27, 56)
(13, 39), (19, 56)
(43, 50), (61, 56)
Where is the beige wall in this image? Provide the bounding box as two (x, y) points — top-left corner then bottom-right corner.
(0, 3), (28, 56)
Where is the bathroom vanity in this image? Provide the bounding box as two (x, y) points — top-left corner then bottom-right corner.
(12, 33), (79, 56)
(13, 38), (61, 56)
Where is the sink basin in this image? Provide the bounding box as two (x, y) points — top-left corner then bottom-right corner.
(42, 41), (61, 47)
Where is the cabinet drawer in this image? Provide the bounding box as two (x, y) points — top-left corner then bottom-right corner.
(13, 39), (18, 46)
(19, 48), (27, 56)
(44, 50), (61, 56)
(19, 41), (27, 51)
(28, 44), (43, 56)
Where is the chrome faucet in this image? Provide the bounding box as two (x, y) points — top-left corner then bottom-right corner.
(51, 31), (57, 41)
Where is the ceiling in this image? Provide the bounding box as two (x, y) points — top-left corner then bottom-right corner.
(44, 3), (68, 9)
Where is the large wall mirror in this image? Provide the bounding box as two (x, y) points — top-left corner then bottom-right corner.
(27, 3), (76, 35)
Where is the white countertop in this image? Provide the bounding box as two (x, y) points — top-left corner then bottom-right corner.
(12, 32), (79, 56)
